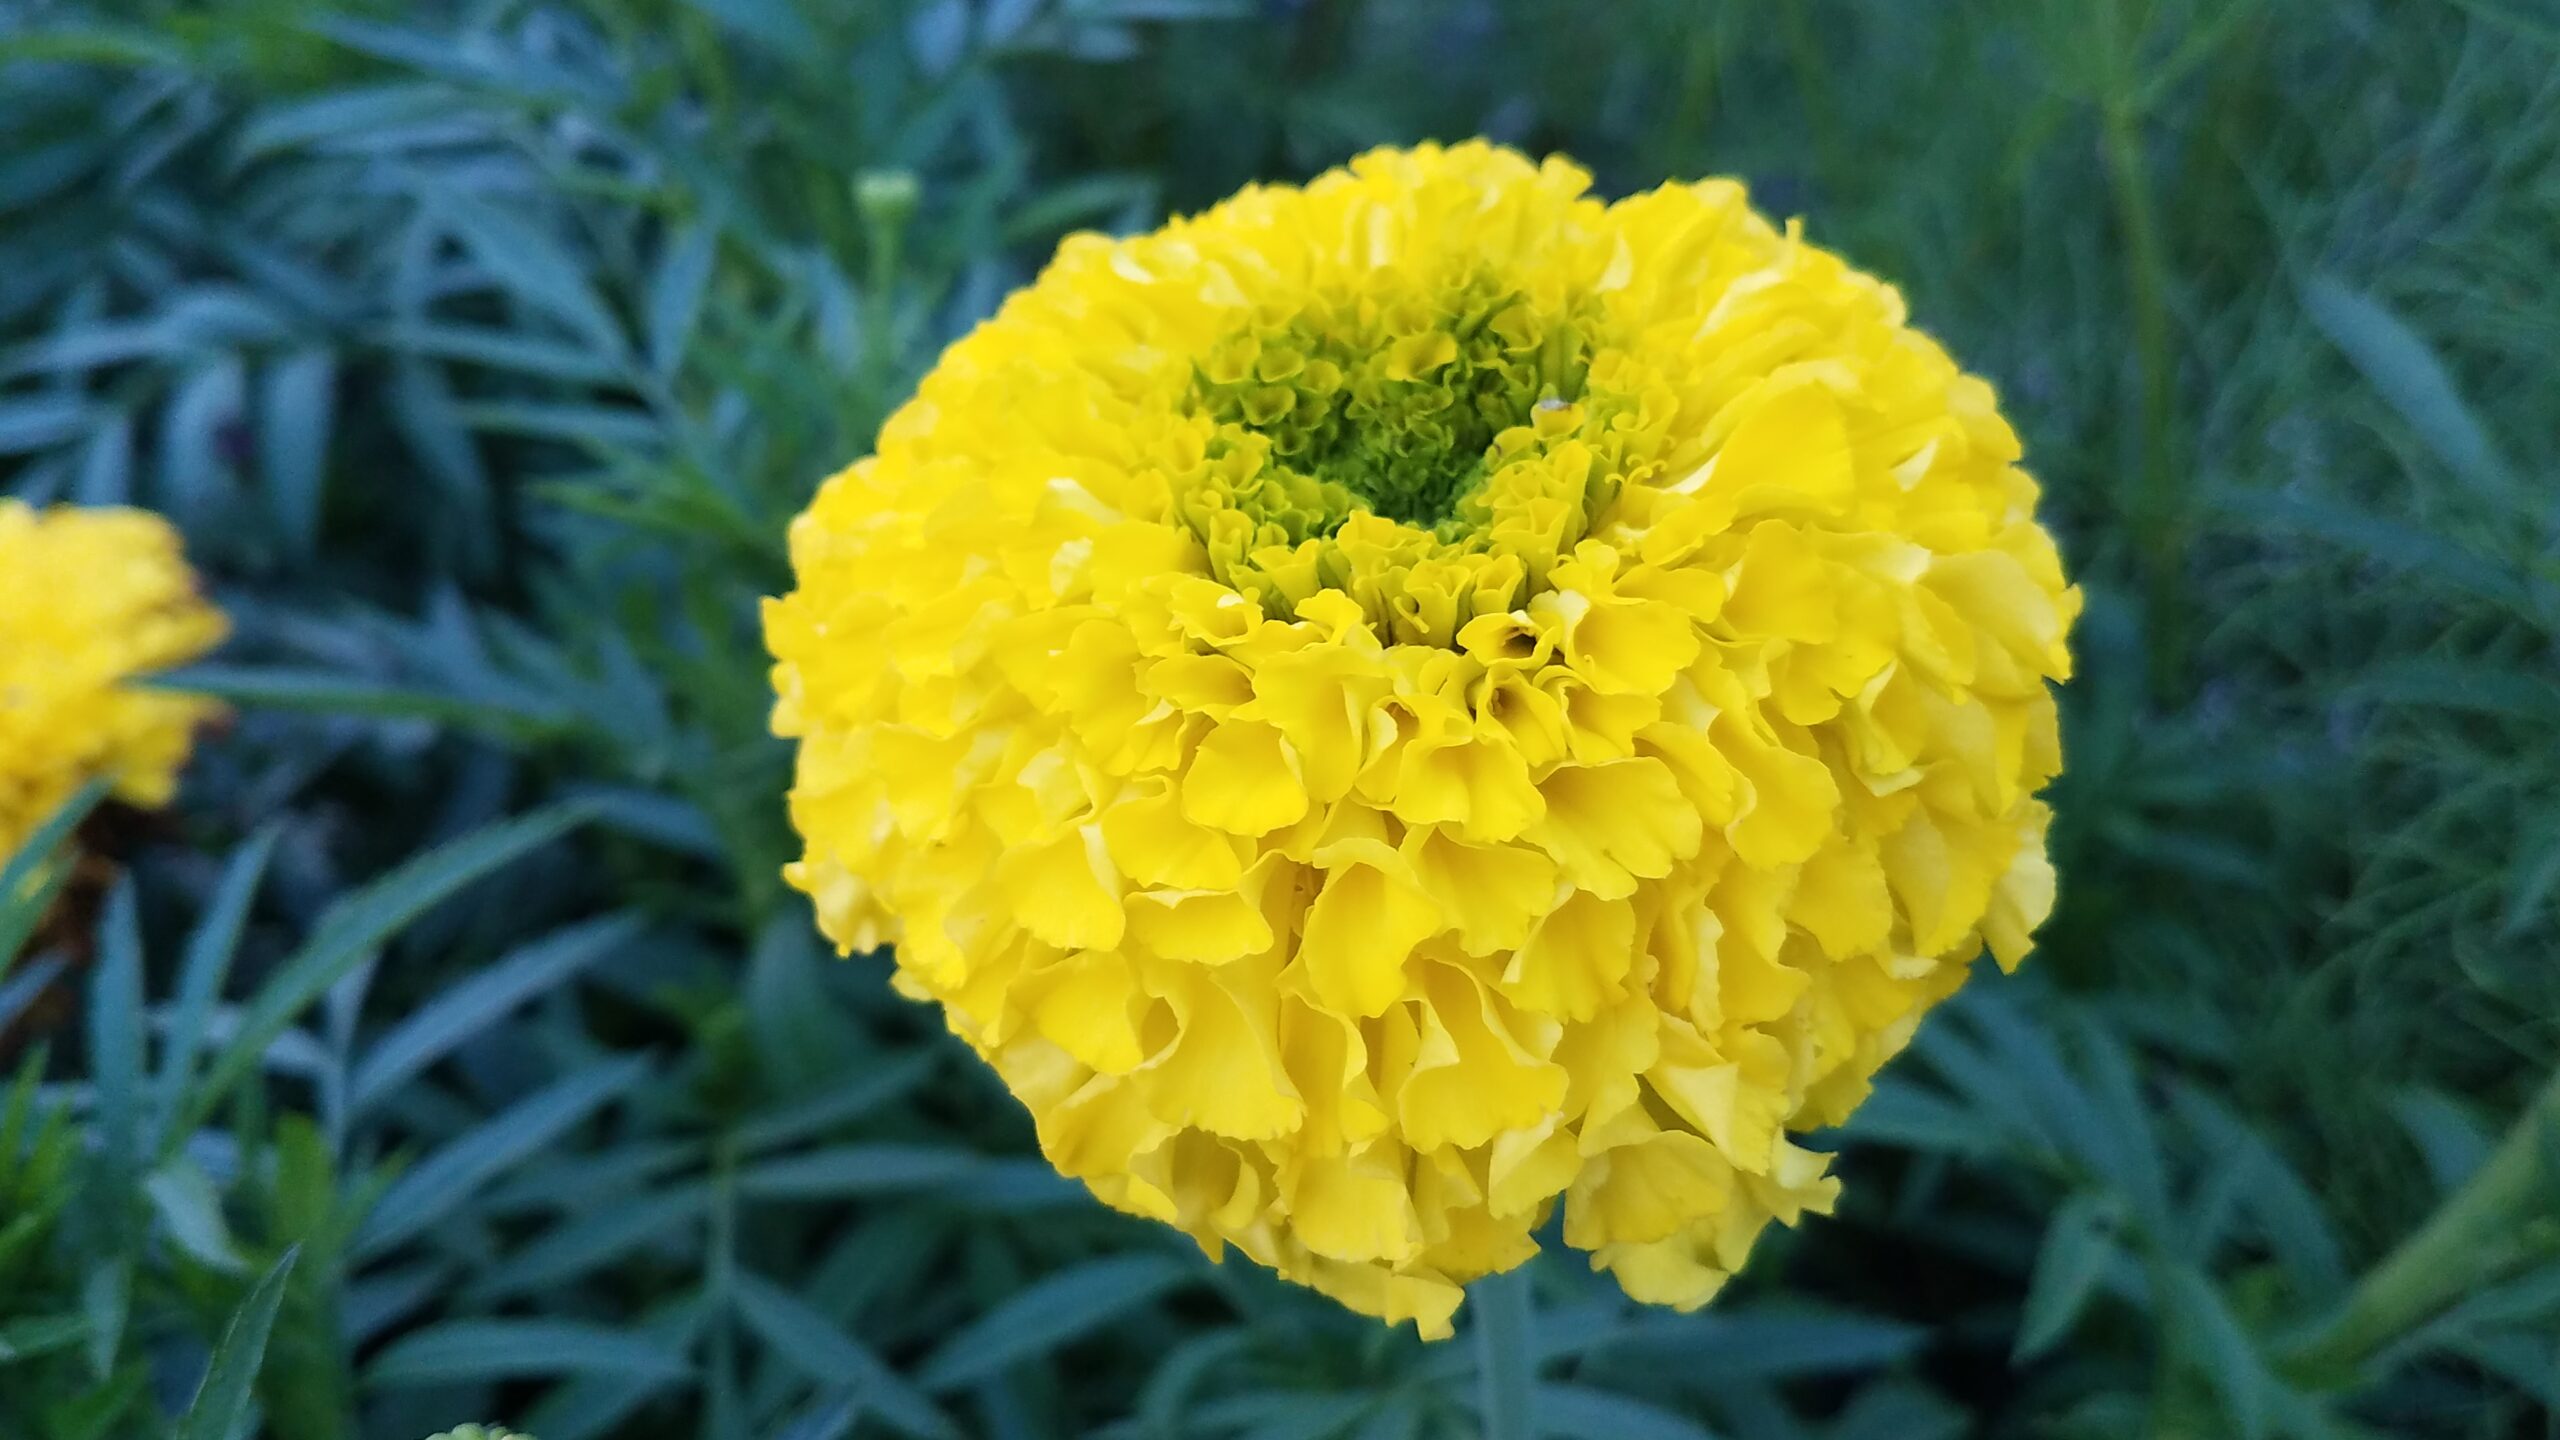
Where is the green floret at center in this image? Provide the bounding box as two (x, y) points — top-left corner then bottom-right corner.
(1191, 282), (1594, 535)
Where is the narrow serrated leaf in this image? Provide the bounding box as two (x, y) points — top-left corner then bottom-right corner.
(2302, 275), (2517, 502)
(88, 881), (144, 1179)
(734, 1270), (958, 1440)
(173, 1247), (299, 1440)
(1525, 1385), (1720, 1440)
(917, 1253), (1189, 1392)
(173, 803), (596, 1149)
(358, 1054), (648, 1258)
(734, 1143), (985, 1201)
(156, 827), (278, 1151)
(351, 914), (639, 1111)
(368, 1318), (690, 1387)
(2015, 1192), (2117, 1361)
(649, 223), (717, 379)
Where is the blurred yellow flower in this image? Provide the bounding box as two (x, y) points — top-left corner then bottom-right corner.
(767, 142), (2076, 1337)
(0, 501), (227, 858)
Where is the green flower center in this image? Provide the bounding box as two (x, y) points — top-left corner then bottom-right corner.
(1192, 281), (1594, 532)
(1164, 278), (1638, 645)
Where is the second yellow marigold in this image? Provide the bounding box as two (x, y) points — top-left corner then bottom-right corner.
(767, 142), (2077, 1337)
(0, 500), (227, 862)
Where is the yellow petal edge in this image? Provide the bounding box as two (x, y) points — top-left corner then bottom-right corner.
(1, 500), (227, 860)
(766, 142), (2077, 1338)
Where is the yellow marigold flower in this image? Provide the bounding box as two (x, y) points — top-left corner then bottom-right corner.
(0, 500), (227, 859)
(767, 142), (2076, 1338)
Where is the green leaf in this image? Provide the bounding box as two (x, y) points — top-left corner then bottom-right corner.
(733, 1270), (959, 1440)
(1525, 1385), (1720, 1440)
(156, 828), (279, 1151)
(2504, 815), (2560, 940)
(388, 357), (494, 525)
(0, 778), (109, 966)
(88, 880), (144, 1181)
(351, 914), (640, 1111)
(917, 1253), (1190, 1392)
(649, 223), (718, 380)
(173, 1247), (300, 1440)
(0, 393), (90, 453)
(2214, 491), (2527, 610)
(774, 1395), (865, 1440)
(80, 1261), (128, 1382)
(369, 1319), (690, 1388)
(2301, 275), (2519, 503)
(2161, 1265), (2273, 1440)
(172, 802), (597, 1149)
(258, 347), (338, 558)
(733, 1143), (987, 1201)
(429, 188), (630, 361)
(1609, 1307), (1924, 1383)
(0, 1314), (88, 1366)
(235, 83), (468, 159)
(2015, 1191), (2118, 1362)
(2443, 0), (2560, 48)
(735, 1052), (938, 1155)
(1131, 1330), (1257, 1439)
(2390, 1088), (2497, 1195)
(518, 1301), (706, 1440)
(2346, 657), (2560, 723)
(358, 1055), (649, 1258)
(456, 401), (664, 450)
(0, 954), (64, 1035)
(373, 320), (626, 385)
(149, 665), (575, 744)
(474, 1184), (710, 1301)
(1827, 1383), (1968, 1440)
(145, 1161), (253, 1274)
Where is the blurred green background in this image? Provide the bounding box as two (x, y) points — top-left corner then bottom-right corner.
(3, 0), (2556, 1437)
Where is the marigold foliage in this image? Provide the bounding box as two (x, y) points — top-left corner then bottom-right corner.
(767, 142), (2077, 1337)
(0, 500), (226, 858)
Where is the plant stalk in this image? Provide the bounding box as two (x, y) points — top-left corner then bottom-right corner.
(1473, 1265), (1536, 1440)
(2284, 1065), (2560, 1382)
(2099, 90), (2183, 703)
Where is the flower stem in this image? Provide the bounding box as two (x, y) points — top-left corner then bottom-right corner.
(2284, 1065), (2560, 1383)
(1473, 1266), (1536, 1440)
(2101, 103), (2182, 700)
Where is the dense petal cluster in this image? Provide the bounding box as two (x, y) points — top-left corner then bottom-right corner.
(768, 143), (2075, 1337)
(0, 501), (226, 859)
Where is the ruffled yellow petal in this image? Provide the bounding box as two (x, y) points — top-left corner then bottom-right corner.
(767, 141), (2074, 1337)
(0, 502), (226, 860)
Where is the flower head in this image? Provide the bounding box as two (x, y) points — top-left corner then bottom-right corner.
(0, 501), (227, 858)
(767, 142), (2076, 1337)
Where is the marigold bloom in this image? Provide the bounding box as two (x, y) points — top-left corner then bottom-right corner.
(0, 501), (227, 859)
(768, 143), (2075, 1337)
